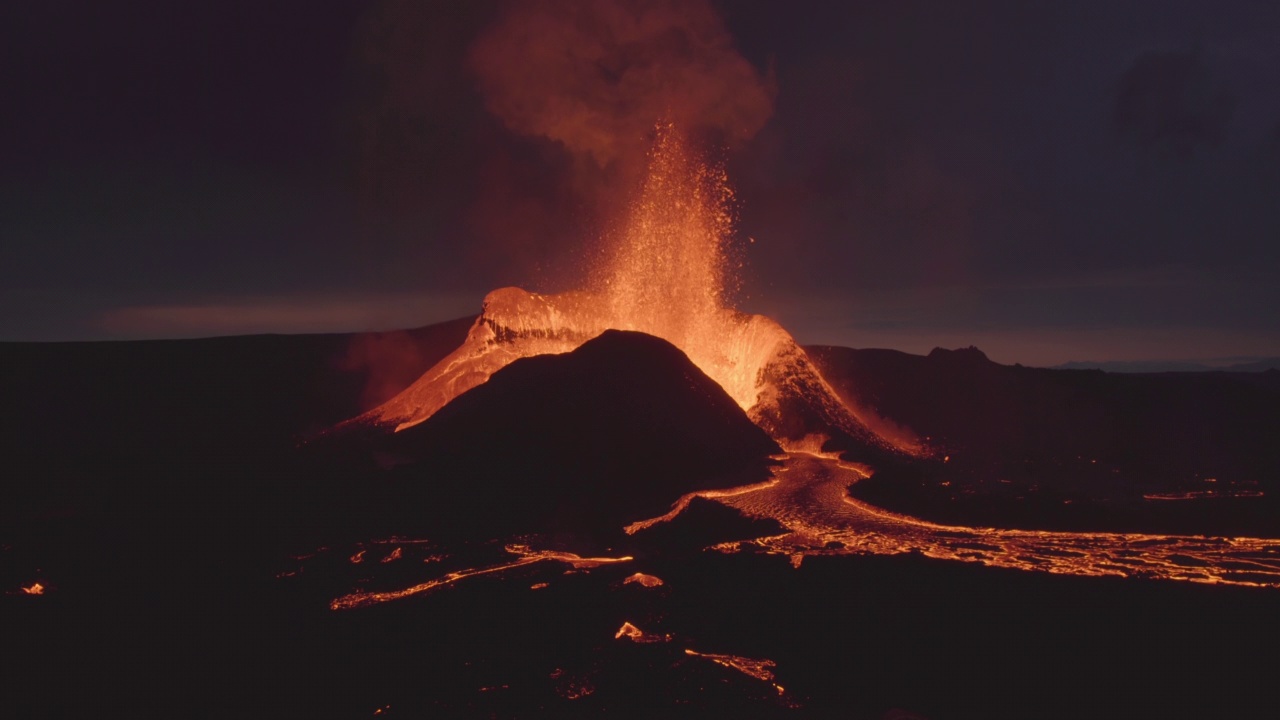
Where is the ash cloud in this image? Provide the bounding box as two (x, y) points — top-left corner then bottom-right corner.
(1113, 47), (1235, 157)
(338, 329), (445, 410)
(469, 0), (775, 168)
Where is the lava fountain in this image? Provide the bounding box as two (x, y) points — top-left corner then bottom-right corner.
(351, 124), (911, 452)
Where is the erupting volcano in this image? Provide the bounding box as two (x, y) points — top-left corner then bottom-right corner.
(348, 124), (903, 452)
(9, 2), (1279, 717)
(327, 124), (1280, 596)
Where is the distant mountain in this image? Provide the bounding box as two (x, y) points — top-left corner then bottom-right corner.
(1053, 358), (1280, 373)
(808, 344), (1280, 535)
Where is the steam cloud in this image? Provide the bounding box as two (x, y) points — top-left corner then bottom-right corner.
(469, 0), (775, 167)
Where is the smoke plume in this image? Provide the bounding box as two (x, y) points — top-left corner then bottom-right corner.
(469, 0), (775, 168)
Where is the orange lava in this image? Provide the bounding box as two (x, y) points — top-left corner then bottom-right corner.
(330, 545), (632, 610)
(684, 648), (785, 695)
(623, 572), (665, 587)
(615, 621), (670, 643)
(1143, 490), (1265, 501)
(348, 124), (913, 451)
(551, 668), (596, 701)
(328, 123), (1278, 594)
(635, 453), (1280, 589)
(623, 476), (781, 535)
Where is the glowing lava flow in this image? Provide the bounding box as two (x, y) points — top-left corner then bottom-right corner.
(349, 125), (910, 450)
(622, 572), (665, 588)
(614, 621), (670, 643)
(684, 649), (785, 695)
(637, 454), (1280, 589)
(329, 544), (632, 611)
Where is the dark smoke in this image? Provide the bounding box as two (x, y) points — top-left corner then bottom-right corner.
(345, 1), (774, 291)
(469, 0), (775, 168)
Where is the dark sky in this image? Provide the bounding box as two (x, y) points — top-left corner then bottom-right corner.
(2, 1), (1277, 366)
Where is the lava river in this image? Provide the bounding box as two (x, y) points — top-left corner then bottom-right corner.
(638, 453), (1280, 589)
(326, 123), (1280, 599)
(320, 453), (1280, 615)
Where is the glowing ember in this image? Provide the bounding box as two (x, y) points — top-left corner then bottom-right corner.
(551, 669), (596, 701)
(347, 124), (910, 450)
(1143, 490), (1265, 501)
(22, 582), (44, 595)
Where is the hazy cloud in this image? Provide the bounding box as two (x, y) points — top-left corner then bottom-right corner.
(469, 0), (775, 167)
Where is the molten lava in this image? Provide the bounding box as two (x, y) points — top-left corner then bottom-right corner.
(614, 621), (670, 643)
(350, 124), (908, 451)
(324, 123), (1280, 600)
(622, 572), (664, 588)
(634, 453), (1280, 589)
(684, 648), (786, 695)
(329, 544), (632, 611)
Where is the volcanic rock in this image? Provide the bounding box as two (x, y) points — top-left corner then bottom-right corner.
(366, 330), (781, 541)
(809, 344), (1280, 535)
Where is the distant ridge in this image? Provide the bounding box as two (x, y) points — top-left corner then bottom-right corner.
(1053, 358), (1280, 373)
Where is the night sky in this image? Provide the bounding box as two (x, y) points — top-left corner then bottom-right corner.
(3, 1), (1277, 366)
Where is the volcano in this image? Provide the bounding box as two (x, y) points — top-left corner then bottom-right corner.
(348, 329), (781, 541)
(6, 316), (1280, 719)
(342, 126), (912, 458)
(307, 123), (1280, 594)
(7, 125), (1280, 720)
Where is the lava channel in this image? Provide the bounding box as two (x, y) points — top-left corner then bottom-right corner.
(636, 453), (1280, 588)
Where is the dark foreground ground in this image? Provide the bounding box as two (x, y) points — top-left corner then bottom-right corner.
(2, 321), (1278, 718)
(8, 530), (1277, 719)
